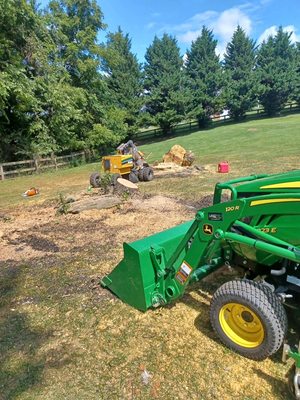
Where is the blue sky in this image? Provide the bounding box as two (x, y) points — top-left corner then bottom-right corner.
(99, 0), (299, 60)
(42, 0), (300, 61)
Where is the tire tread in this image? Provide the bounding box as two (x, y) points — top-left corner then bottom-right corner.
(210, 279), (287, 360)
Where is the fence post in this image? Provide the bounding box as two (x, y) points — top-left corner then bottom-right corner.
(51, 152), (58, 170)
(33, 156), (39, 173)
(0, 164), (4, 180)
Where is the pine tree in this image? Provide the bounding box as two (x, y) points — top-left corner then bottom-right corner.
(224, 26), (257, 120)
(101, 28), (142, 135)
(293, 43), (300, 106)
(257, 27), (297, 116)
(185, 26), (223, 127)
(143, 34), (186, 133)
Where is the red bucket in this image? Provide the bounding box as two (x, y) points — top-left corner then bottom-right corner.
(218, 161), (229, 173)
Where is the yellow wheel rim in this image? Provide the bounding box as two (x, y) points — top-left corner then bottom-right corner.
(219, 303), (264, 348)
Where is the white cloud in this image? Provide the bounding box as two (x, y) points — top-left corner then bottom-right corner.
(158, 2), (298, 59)
(146, 22), (156, 30)
(257, 25), (277, 43)
(170, 11), (218, 34)
(212, 8), (252, 42)
(258, 24), (300, 44)
(179, 29), (202, 43)
(285, 25), (300, 43)
(190, 11), (219, 25)
(176, 6), (252, 58)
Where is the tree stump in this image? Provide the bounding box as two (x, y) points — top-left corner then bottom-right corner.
(163, 144), (194, 166)
(113, 178), (138, 196)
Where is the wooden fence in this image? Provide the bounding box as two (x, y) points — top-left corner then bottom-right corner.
(134, 102), (300, 142)
(0, 151), (85, 180)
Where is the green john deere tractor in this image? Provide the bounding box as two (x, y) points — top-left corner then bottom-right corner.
(101, 170), (300, 398)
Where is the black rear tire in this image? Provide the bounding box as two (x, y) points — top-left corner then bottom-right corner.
(142, 167), (154, 182)
(90, 172), (101, 188)
(128, 171), (139, 183)
(210, 279), (287, 360)
(138, 169), (144, 181)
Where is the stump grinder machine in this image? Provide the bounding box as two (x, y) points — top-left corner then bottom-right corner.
(90, 140), (154, 187)
(101, 170), (300, 398)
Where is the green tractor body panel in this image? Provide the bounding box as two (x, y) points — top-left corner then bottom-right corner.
(101, 170), (300, 311)
(101, 221), (193, 311)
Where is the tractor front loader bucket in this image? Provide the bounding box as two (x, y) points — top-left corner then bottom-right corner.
(101, 221), (193, 311)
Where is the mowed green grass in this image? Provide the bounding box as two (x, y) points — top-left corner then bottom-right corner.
(139, 113), (300, 166)
(0, 114), (300, 400)
(138, 113), (300, 201)
(1, 113), (300, 210)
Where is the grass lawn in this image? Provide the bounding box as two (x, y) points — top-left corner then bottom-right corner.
(139, 113), (300, 167)
(1, 113), (300, 210)
(0, 113), (300, 400)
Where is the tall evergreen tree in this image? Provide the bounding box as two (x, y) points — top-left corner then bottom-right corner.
(185, 26), (223, 127)
(143, 34), (186, 133)
(101, 28), (142, 135)
(293, 43), (300, 106)
(257, 27), (297, 116)
(224, 26), (257, 120)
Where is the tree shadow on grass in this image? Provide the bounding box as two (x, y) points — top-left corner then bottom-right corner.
(0, 264), (70, 400)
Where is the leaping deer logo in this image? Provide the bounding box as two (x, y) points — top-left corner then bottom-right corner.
(203, 224), (213, 235)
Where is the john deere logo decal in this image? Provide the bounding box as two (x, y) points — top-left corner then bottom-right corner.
(203, 224), (213, 235)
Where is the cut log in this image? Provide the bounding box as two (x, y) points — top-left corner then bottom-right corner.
(68, 196), (122, 214)
(114, 177), (139, 196)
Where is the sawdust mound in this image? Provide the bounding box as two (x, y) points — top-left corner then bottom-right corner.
(131, 195), (182, 212)
(163, 144), (195, 166)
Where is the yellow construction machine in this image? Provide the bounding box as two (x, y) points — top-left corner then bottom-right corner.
(90, 140), (154, 187)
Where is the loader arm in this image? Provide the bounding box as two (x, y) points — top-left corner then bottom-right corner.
(102, 192), (300, 311)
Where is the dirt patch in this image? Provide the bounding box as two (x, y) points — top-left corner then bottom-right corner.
(0, 190), (293, 400)
(153, 162), (207, 179)
(203, 164), (219, 174)
(0, 194), (194, 264)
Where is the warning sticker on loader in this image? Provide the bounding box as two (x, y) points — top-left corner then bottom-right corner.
(175, 261), (192, 284)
